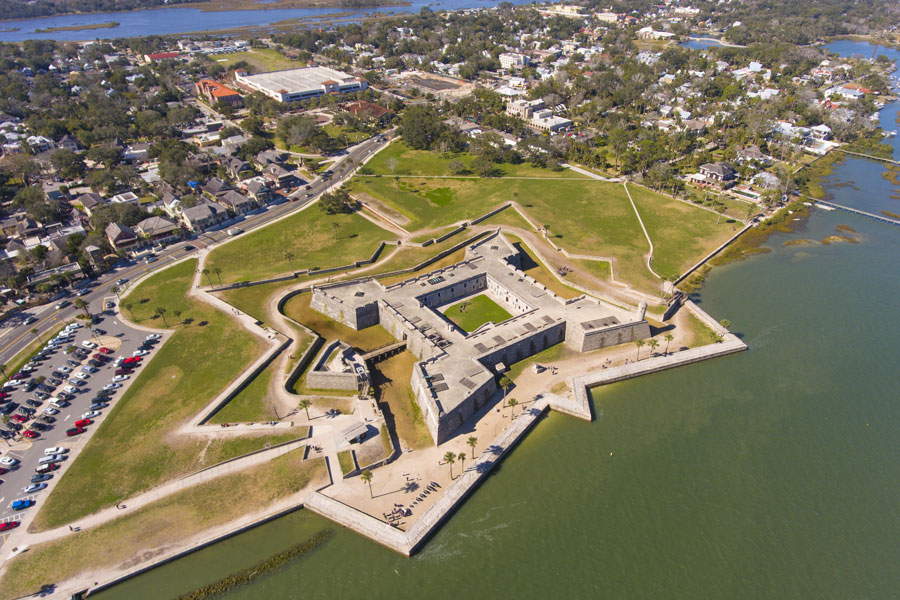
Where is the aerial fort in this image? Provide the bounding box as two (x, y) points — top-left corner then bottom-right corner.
(311, 231), (651, 444)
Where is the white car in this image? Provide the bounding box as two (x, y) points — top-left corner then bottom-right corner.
(81, 366), (98, 374)
(66, 323), (82, 330)
(103, 383), (121, 390)
(43, 407), (60, 416)
(75, 372), (90, 380)
(0, 457), (19, 467)
(145, 334), (161, 340)
(132, 350), (149, 357)
(23, 483), (47, 493)
(63, 386), (79, 394)
(81, 411), (101, 419)
(58, 366), (73, 374)
(81, 341), (97, 349)
(44, 447), (68, 456)
(112, 375), (129, 382)
(113, 357), (125, 367)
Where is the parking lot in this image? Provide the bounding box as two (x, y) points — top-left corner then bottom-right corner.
(0, 309), (165, 542)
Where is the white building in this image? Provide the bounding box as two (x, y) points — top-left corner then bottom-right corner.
(499, 53), (529, 70)
(234, 66), (367, 103)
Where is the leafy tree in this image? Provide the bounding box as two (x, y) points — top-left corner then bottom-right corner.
(398, 105), (446, 150)
(50, 149), (86, 179)
(318, 189), (357, 215)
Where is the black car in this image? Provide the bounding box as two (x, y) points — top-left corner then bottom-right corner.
(88, 360), (103, 368)
(39, 415), (55, 423)
(66, 359), (80, 367)
(17, 406), (35, 416)
(34, 391), (49, 400)
(0, 403), (18, 415)
(0, 430), (13, 440)
(25, 399), (42, 408)
(30, 473), (52, 483)
(89, 402), (108, 411)
(57, 392), (74, 401)
(31, 422), (50, 431)
(46, 377), (62, 387)
(96, 389), (114, 397)
(36, 383), (52, 393)
(24, 380), (37, 392)
(7, 421), (22, 431)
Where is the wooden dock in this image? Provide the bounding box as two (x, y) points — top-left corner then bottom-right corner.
(814, 199), (900, 226)
(837, 149), (900, 165)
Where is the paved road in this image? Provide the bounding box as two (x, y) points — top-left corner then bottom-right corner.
(0, 134), (389, 369)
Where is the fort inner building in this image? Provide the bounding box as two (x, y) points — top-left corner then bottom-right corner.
(311, 232), (650, 444)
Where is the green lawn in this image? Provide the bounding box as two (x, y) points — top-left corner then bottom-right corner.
(212, 48), (304, 72)
(627, 184), (738, 281)
(442, 294), (512, 333)
(2, 453), (325, 599)
(32, 260), (300, 531)
(205, 208), (394, 284)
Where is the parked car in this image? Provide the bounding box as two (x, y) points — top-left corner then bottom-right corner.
(44, 447), (68, 456)
(23, 483), (47, 493)
(0, 457), (20, 468)
(38, 416), (55, 424)
(10, 414), (27, 423)
(17, 407), (35, 416)
(103, 383), (121, 390)
(96, 390), (114, 398)
(132, 350), (149, 357)
(66, 323), (82, 330)
(112, 375), (129, 382)
(114, 368), (131, 376)
(34, 463), (58, 473)
(65, 427), (85, 437)
(89, 402), (108, 411)
(42, 407), (59, 416)
(81, 366), (98, 374)
(75, 372), (90, 380)
(10, 499), (33, 511)
(73, 419), (92, 427)
(58, 366), (73, 374)
(145, 334), (161, 340)
(30, 423), (49, 432)
(33, 391), (49, 400)
(0, 521), (19, 532)
(54, 300), (70, 310)
(46, 377), (62, 387)
(81, 341), (97, 349)
(25, 399), (41, 408)
(23, 430), (39, 439)
(98, 347), (113, 354)
(123, 357), (142, 365)
(81, 411), (101, 419)
(30, 474), (52, 483)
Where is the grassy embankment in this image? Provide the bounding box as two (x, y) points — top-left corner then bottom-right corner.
(211, 47), (305, 72)
(204, 207), (393, 285)
(31, 259), (302, 531)
(353, 143), (736, 294)
(442, 294), (512, 333)
(1, 452), (325, 599)
(34, 21), (119, 33)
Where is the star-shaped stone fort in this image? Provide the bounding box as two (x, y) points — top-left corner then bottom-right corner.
(311, 231), (651, 444)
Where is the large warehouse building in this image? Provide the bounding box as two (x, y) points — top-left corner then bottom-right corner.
(233, 66), (367, 102)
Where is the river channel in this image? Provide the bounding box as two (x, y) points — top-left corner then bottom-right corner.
(88, 40), (900, 600)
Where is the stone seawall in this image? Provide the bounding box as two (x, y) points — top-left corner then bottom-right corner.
(571, 334), (747, 408)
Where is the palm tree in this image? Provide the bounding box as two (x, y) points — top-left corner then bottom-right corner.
(123, 302), (135, 321)
(155, 307), (168, 327)
(73, 298), (90, 319)
(443, 451), (456, 479)
(498, 374), (512, 406)
(299, 398), (311, 419)
(634, 339), (645, 360)
(458, 452), (467, 474)
(284, 251), (295, 273)
(213, 267), (223, 287)
(360, 469), (373, 498)
(111, 285), (120, 298)
(648, 338), (659, 357)
(202, 268), (213, 287)
(30, 328), (42, 344)
(467, 436), (478, 458)
(331, 222), (340, 242)
(508, 397), (518, 418)
(664, 333), (674, 355)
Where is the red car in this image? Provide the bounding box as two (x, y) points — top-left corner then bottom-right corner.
(74, 419), (92, 428)
(0, 467), (9, 475)
(0, 392), (9, 399)
(23, 430), (38, 439)
(123, 357), (142, 364)
(98, 347), (113, 354)
(66, 427), (85, 436)
(92, 354), (109, 362)
(0, 521), (20, 532)
(10, 414), (27, 423)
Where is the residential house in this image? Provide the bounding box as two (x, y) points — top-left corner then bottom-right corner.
(135, 215), (181, 245)
(254, 149), (287, 170)
(76, 192), (107, 216)
(181, 202), (228, 232)
(263, 164), (295, 188)
(105, 222), (139, 252)
(810, 124), (832, 140)
(698, 162), (737, 187)
(243, 179), (273, 204)
(217, 189), (257, 215)
(203, 177), (232, 198)
(224, 156), (253, 179)
(195, 79), (244, 108)
(344, 100), (393, 123)
(57, 135), (82, 152)
(110, 191), (140, 206)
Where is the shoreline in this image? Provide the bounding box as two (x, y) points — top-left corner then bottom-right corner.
(0, 0), (409, 26)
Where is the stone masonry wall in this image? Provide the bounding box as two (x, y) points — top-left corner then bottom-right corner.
(569, 320), (651, 352)
(307, 370), (359, 391)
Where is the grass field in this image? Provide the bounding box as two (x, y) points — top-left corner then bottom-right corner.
(205, 207), (393, 284)
(209, 366), (276, 423)
(442, 294), (512, 333)
(627, 184), (739, 281)
(282, 293), (394, 353)
(505, 236), (582, 299)
(337, 450), (355, 475)
(2, 453), (325, 599)
(212, 48), (305, 72)
(31, 260), (301, 531)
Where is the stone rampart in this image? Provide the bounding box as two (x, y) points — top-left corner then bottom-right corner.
(306, 370), (358, 391)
